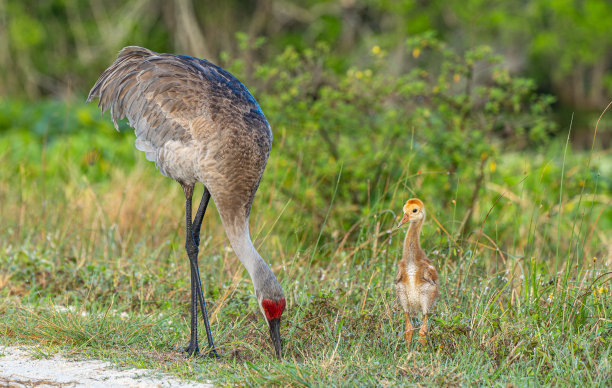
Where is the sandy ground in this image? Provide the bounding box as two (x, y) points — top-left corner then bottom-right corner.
(0, 346), (211, 388)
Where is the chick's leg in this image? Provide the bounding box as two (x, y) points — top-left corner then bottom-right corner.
(418, 314), (428, 345)
(404, 313), (414, 347)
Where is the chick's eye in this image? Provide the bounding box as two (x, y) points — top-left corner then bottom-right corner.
(412, 208), (417, 213)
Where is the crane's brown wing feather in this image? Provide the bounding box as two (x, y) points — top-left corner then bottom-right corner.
(422, 265), (438, 286)
(87, 46), (270, 151)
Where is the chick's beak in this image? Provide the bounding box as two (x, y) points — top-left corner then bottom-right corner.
(397, 213), (410, 228)
(268, 317), (282, 359)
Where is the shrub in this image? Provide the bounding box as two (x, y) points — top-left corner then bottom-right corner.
(244, 33), (556, 239)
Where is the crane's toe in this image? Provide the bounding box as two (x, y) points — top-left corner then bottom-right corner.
(183, 344), (219, 359)
(183, 342), (200, 358)
(205, 348), (220, 359)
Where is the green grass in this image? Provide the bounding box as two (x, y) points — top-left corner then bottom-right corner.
(0, 100), (610, 386)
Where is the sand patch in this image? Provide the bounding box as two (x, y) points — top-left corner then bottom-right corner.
(0, 346), (211, 388)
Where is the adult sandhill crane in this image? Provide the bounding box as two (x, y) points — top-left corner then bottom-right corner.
(87, 46), (286, 359)
(395, 198), (439, 348)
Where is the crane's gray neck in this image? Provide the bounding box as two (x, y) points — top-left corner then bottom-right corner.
(225, 220), (283, 299)
(402, 219), (423, 262)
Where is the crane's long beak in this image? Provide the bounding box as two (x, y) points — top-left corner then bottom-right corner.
(397, 213), (410, 228)
(268, 318), (282, 359)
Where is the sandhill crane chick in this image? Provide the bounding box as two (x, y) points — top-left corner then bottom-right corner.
(395, 198), (439, 347)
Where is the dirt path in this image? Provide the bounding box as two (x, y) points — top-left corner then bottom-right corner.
(0, 346), (211, 387)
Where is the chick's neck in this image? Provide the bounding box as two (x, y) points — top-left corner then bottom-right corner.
(402, 217), (423, 262)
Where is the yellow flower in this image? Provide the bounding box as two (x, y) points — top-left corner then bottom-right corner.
(453, 74), (461, 83)
(355, 71), (364, 79)
(489, 161), (497, 173)
(412, 48), (421, 58)
(371, 45), (381, 55)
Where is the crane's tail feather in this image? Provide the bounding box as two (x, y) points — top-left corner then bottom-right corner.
(86, 46), (158, 130)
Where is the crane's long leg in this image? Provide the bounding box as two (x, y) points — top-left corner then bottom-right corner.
(190, 255), (218, 358)
(186, 187), (210, 353)
(405, 312), (414, 348)
(418, 314), (428, 345)
(192, 188), (211, 247)
(191, 187), (217, 357)
(185, 265), (199, 356)
(183, 185), (218, 358)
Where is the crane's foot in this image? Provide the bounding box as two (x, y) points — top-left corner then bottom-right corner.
(205, 348), (220, 359)
(183, 343), (219, 359)
(183, 342), (200, 358)
(418, 313), (429, 345)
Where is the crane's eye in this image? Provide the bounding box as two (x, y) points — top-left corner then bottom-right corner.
(412, 208), (417, 213)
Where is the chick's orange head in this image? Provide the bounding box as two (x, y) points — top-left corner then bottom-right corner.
(398, 198), (425, 227)
(403, 198), (424, 214)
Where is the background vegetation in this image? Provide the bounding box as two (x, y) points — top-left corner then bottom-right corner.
(0, 0), (610, 386)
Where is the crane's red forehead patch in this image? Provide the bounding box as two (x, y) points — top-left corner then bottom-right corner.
(261, 298), (286, 320)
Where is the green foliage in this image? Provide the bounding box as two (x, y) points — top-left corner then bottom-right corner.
(1, 0), (169, 97)
(0, 99), (135, 182)
(529, 0), (612, 73)
(241, 33), (557, 242)
(2, 0), (612, 126)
